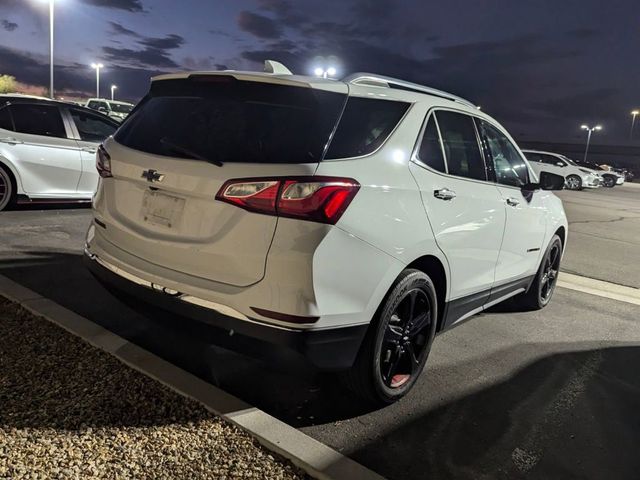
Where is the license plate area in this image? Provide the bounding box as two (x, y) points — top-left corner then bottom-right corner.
(142, 190), (185, 228)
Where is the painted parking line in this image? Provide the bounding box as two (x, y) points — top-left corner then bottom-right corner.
(0, 274), (384, 480)
(558, 272), (640, 307)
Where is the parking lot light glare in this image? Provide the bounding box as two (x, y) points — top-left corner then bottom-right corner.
(91, 63), (104, 98)
(631, 111), (639, 140)
(580, 123), (602, 162)
(313, 66), (337, 79)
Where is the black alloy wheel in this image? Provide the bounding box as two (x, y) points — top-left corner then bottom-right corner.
(510, 234), (563, 311)
(343, 269), (438, 404)
(539, 240), (561, 305)
(379, 288), (432, 389)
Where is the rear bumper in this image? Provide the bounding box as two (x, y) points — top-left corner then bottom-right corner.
(84, 250), (368, 370)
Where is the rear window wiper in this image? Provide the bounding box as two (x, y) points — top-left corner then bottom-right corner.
(160, 137), (223, 167)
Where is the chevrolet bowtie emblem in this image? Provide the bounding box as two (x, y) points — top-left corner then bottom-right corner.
(142, 169), (165, 183)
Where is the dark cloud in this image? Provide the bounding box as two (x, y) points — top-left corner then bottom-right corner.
(566, 28), (600, 39)
(109, 21), (141, 38)
(101, 33), (184, 69)
(237, 11), (281, 39)
(138, 34), (184, 50)
(1, 19), (18, 32)
(103, 45), (179, 69)
(79, 0), (144, 12)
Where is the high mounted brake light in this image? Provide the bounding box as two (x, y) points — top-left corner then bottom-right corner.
(215, 176), (360, 225)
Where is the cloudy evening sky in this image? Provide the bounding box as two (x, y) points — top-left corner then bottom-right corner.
(0, 0), (638, 144)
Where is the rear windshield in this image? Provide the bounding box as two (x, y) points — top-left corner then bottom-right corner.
(115, 77), (346, 164)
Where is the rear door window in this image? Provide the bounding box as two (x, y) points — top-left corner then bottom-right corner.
(325, 97), (409, 159)
(435, 111), (486, 181)
(415, 115), (446, 173)
(10, 104), (66, 138)
(0, 107), (13, 131)
(115, 77), (346, 164)
(69, 108), (117, 142)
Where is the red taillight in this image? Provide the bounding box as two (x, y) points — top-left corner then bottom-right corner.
(96, 144), (112, 178)
(216, 176), (360, 224)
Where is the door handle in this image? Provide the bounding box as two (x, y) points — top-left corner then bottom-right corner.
(434, 188), (456, 201)
(0, 137), (23, 145)
(506, 197), (520, 207)
(82, 147), (97, 154)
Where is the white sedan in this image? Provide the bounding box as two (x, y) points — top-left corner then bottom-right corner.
(522, 150), (601, 190)
(0, 95), (119, 210)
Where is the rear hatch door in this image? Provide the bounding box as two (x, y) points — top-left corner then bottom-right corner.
(101, 74), (347, 287)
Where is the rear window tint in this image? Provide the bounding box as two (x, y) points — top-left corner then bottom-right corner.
(10, 104), (66, 138)
(115, 77), (346, 164)
(325, 97), (409, 159)
(416, 116), (446, 173)
(0, 107), (12, 131)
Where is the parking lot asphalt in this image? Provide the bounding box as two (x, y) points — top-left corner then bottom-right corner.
(1, 184), (639, 480)
(556, 183), (640, 288)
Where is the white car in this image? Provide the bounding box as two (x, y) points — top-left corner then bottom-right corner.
(86, 98), (134, 122)
(598, 165), (625, 187)
(522, 150), (601, 190)
(84, 62), (568, 404)
(0, 95), (119, 211)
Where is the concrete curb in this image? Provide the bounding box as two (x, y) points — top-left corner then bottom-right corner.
(0, 274), (385, 480)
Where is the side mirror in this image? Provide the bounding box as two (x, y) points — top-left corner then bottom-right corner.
(556, 161), (565, 167)
(539, 171), (565, 190)
(521, 172), (565, 192)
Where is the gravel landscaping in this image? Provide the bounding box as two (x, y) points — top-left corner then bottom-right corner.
(0, 297), (307, 480)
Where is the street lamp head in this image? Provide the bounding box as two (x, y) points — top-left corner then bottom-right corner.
(313, 67), (324, 77)
(581, 125), (589, 130)
(111, 85), (117, 89)
(326, 67), (337, 77)
(91, 63), (103, 69)
(595, 125), (602, 130)
(632, 110), (639, 116)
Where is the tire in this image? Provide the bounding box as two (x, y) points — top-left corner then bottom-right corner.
(510, 235), (563, 311)
(342, 269), (438, 405)
(602, 175), (615, 188)
(565, 175), (582, 190)
(0, 164), (15, 211)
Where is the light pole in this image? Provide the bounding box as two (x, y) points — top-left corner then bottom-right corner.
(39, 0), (55, 98)
(313, 66), (337, 79)
(581, 124), (602, 163)
(91, 63), (103, 98)
(630, 110), (639, 140)
(111, 85), (117, 101)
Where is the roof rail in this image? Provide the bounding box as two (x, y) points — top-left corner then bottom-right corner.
(342, 73), (476, 108)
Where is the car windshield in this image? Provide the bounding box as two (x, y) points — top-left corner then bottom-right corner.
(111, 103), (133, 114)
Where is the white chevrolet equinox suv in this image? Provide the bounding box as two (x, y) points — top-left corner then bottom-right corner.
(85, 62), (568, 404)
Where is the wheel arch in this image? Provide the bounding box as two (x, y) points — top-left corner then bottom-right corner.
(0, 157), (22, 193)
(405, 255), (448, 330)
